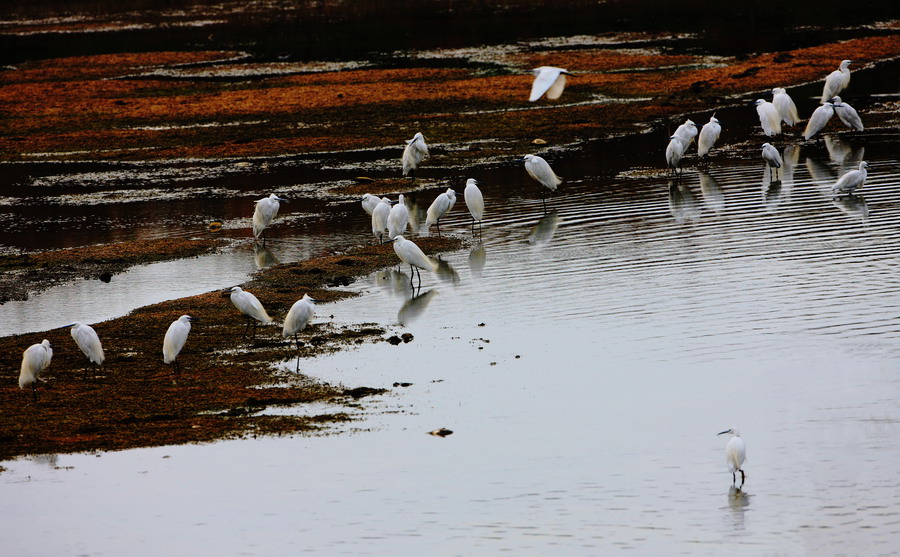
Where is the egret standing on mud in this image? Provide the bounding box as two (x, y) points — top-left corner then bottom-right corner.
(283, 294), (316, 351)
(402, 132), (429, 178)
(371, 196), (391, 243)
(529, 66), (572, 102)
(718, 428), (747, 488)
(424, 188), (457, 235)
(754, 99), (782, 137)
(761, 142), (783, 180)
(388, 194), (411, 239)
(252, 194), (287, 244)
(832, 161), (869, 195)
(229, 286), (273, 340)
(19, 339), (52, 402)
(804, 100), (835, 140)
(822, 60), (851, 103)
(392, 235), (437, 288)
(163, 315), (198, 375)
(64, 322), (104, 379)
(831, 96), (864, 131)
(772, 87), (800, 126)
(464, 178), (484, 233)
(697, 116), (721, 159)
(523, 154), (561, 209)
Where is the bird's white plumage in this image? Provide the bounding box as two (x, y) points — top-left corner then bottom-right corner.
(833, 161), (869, 194)
(361, 193), (379, 215)
(665, 135), (688, 171)
(402, 132), (429, 176)
(697, 116), (721, 157)
(68, 322), (104, 365)
(283, 294), (315, 338)
(19, 339), (52, 390)
(674, 119), (698, 145)
(229, 287), (272, 324)
(464, 178), (484, 222)
(804, 102), (835, 140)
(252, 194), (286, 239)
(388, 194), (410, 239)
(831, 96), (863, 131)
(523, 154), (561, 191)
(725, 433), (746, 474)
(371, 197), (391, 241)
(393, 235), (438, 272)
(761, 142), (782, 168)
(822, 60), (851, 103)
(163, 315), (194, 364)
(772, 87), (800, 126)
(425, 189), (457, 229)
(529, 66), (569, 102)
(754, 99), (782, 137)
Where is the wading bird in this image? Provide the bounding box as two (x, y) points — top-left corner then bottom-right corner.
(229, 286), (272, 340)
(831, 96), (864, 131)
(832, 161), (869, 196)
(464, 178), (484, 233)
(665, 135), (689, 175)
(163, 315), (198, 375)
(523, 154), (562, 209)
(371, 196), (392, 243)
(772, 87), (800, 126)
(529, 66), (572, 102)
(424, 189), (457, 235)
(804, 101), (835, 140)
(19, 339), (52, 402)
(64, 322), (104, 379)
(402, 132), (429, 177)
(697, 115), (721, 159)
(674, 119), (698, 147)
(822, 60), (851, 103)
(754, 99), (782, 137)
(361, 193), (380, 215)
(392, 235), (437, 289)
(252, 194), (287, 244)
(283, 294), (316, 371)
(761, 142), (783, 180)
(718, 428), (747, 488)
(388, 194), (410, 239)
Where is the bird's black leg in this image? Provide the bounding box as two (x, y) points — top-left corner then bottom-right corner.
(173, 360), (180, 376)
(732, 471), (736, 486)
(436, 220), (441, 237)
(32, 382), (37, 402)
(242, 317), (251, 339)
(740, 469), (745, 487)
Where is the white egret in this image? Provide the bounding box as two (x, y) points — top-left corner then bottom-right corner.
(803, 101), (835, 140)
(697, 116), (721, 158)
(402, 132), (429, 177)
(464, 178), (484, 233)
(832, 161), (869, 195)
(674, 119), (698, 146)
(252, 193), (287, 244)
(229, 286), (272, 340)
(163, 315), (198, 375)
(387, 194), (410, 239)
(361, 193), (380, 215)
(64, 322), (104, 379)
(392, 235), (437, 288)
(371, 196), (391, 243)
(754, 99), (782, 137)
(831, 96), (863, 131)
(761, 142), (783, 181)
(717, 428), (747, 487)
(665, 135), (688, 174)
(523, 154), (561, 209)
(424, 188), (457, 236)
(822, 60), (851, 103)
(283, 294), (316, 353)
(19, 339), (52, 401)
(529, 66), (571, 102)
(772, 87), (800, 126)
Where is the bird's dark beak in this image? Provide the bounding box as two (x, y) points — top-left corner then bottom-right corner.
(717, 430), (730, 436)
(188, 317), (201, 322)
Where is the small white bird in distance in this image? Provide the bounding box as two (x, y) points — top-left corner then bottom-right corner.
(402, 132), (429, 178)
(529, 66), (572, 102)
(822, 60), (851, 103)
(19, 339), (52, 401)
(754, 99), (782, 137)
(761, 142), (783, 180)
(64, 322), (104, 379)
(392, 235), (438, 288)
(717, 428), (747, 488)
(523, 154), (562, 209)
(831, 96), (864, 131)
(361, 193), (380, 215)
(464, 178), (484, 233)
(424, 188), (457, 236)
(283, 294), (316, 351)
(665, 135), (689, 174)
(163, 315), (199, 375)
(697, 115), (721, 158)
(371, 196), (392, 243)
(674, 119), (698, 146)
(832, 161), (869, 196)
(229, 286), (273, 340)
(388, 193), (411, 239)
(804, 100), (835, 140)
(772, 87), (800, 126)
(252, 194), (287, 244)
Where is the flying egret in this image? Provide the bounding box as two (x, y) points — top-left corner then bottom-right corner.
(665, 135), (689, 175)
(523, 154), (561, 209)
(831, 96), (864, 131)
(424, 188), (457, 236)
(697, 115), (721, 158)
(464, 178), (484, 233)
(252, 194), (287, 244)
(392, 235), (437, 288)
(772, 87), (800, 126)
(402, 132), (429, 177)
(64, 322), (104, 379)
(163, 315), (198, 375)
(529, 66), (571, 102)
(361, 193), (380, 215)
(674, 119), (698, 146)
(832, 161), (869, 196)
(804, 101), (835, 140)
(754, 99), (782, 137)
(229, 286), (272, 340)
(371, 196), (391, 243)
(19, 339), (52, 402)
(822, 60), (851, 103)
(717, 428), (747, 488)
(387, 194), (411, 239)
(761, 142), (783, 181)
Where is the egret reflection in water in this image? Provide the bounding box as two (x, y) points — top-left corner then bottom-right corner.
(668, 180), (700, 224)
(762, 180), (783, 213)
(468, 243), (486, 279)
(398, 289), (437, 325)
(698, 171), (725, 213)
(435, 256), (460, 286)
(253, 241), (279, 269)
(832, 194), (869, 224)
(373, 269), (415, 298)
(527, 209), (560, 245)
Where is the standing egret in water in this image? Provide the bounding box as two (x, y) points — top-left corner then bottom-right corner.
(529, 66), (571, 102)
(822, 60), (851, 103)
(464, 178), (484, 233)
(424, 189), (457, 235)
(523, 154), (561, 209)
(717, 428), (747, 488)
(388, 194), (410, 239)
(673, 119), (698, 146)
(371, 197), (391, 243)
(163, 315), (198, 375)
(772, 87), (800, 126)
(832, 161), (869, 195)
(402, 132), (429, 177)
(754, 99), (782, 137)
(361, 193), (379, 215)
(804, 101), (835, 140)
(761, 142), (783, 180)
(392, 235), (437, 288)
(229, 286), (272, 340)
(252, 194), (287, 244)
(665, 135), (689, 175)
(831, 96), (864, 131)
(283, 295), (316, 370)
(19, 339), (52, 402)
(697, 116), (721, 159)
(64, 322), (104, 379)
